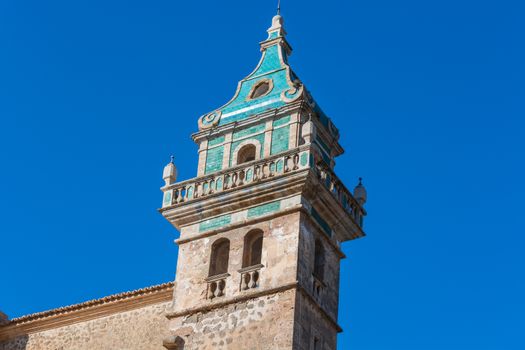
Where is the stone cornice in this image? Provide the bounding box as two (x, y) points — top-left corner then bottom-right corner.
(0, 282), (174, 341)
(175, 203), (303, 245)
(192, 101), (304, 143)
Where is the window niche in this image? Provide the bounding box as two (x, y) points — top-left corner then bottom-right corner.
(207, 238), (230, 299)
(312, 239), (326, 299)
(313, 239), (326, 281)
(240, 230), (264, 291)
(242, 230), (264, 268)
(209, 238), (230, 277)
(237, 144), (257, 165)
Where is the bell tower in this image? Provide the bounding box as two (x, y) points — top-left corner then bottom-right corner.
(160, 13), (367, 350)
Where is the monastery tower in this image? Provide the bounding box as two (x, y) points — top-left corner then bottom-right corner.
(160, 13), (367, 350)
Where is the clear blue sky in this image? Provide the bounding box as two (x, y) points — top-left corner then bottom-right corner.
(1, 1), (524, 349)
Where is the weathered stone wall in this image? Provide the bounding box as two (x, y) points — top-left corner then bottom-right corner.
(0, 301), (171, 350)
(297, 211), (342, 322)
(292, 292), (338, 350)
(173, 211), (301, 312)
(167, 211), (301, 348)
(169, 289), (296, 349)
(292, 211), (343, 349)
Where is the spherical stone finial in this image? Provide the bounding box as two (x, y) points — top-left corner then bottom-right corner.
(353, 177), (367, 205)
(163, 156), (178, 186)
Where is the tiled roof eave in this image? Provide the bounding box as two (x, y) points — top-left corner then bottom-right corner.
(0, 282), (174, 340)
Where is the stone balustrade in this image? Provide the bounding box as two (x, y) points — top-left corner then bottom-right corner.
(315, 163), (366, 228)
(239, 264), (263, 291)
(206, 273), (229, 300)
(162, 148), (310, 208)
(162, 147), (366, 228)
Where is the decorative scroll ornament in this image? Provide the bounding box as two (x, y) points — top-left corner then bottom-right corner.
(198, 110), (222, 130)
(281, 82), (304, 103)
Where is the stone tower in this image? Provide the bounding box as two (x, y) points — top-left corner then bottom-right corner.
(160, 13), (367, 350)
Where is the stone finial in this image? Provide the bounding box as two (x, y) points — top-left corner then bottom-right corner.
(162, 156), (178, 186)
(269, 14), (284, 32)
(301, 115), (316, 144)
(353, 177), (367, 205)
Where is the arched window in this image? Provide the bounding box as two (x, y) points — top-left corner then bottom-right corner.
(314, 240), (325, 281)
(237, 144), (257, 165)
(242, 230), (264, 268)
(250, 81), (271, 99)
(209, 238), (230, 277)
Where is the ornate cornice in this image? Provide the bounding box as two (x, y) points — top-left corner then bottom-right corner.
(0, 282), (174, 341)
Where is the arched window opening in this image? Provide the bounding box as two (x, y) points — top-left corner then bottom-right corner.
(243, 230), (264, 268)
(314, 240), (325, 281)
(237, 144), (257, 165)
(209, 238), (230, 277)
(251, 81), (270, 99)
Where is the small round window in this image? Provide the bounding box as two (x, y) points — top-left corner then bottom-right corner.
(250, 80), (272, 99)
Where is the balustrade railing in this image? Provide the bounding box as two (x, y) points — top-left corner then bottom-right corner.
(162, 149), (308, 208)
(315, 163), (366, 227)
(162, 147), (365, 228)
(206, 273), (228, 300)
(239, 264), (263, 291)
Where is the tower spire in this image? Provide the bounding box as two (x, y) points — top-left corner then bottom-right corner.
(277, 0), (281, 15)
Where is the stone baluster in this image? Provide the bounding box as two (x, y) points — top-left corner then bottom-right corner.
(292, 153), (299, 170)
(249, 270), (259, 289)
(216, 279), (226, 297)
(238, 170), (245, 186)
(223, 174), (230, 190)
(240, 267), (261, 291)
(171, 189), (179, 204)
(207, 277), (227, 299)
(208, 281), (217, 299)
(204, 181), (210, 196)
(241, 273), (250, 290)
(178, 187), (185, 203)
(193, 183), (200, 198)
(261, 163), (269, 179)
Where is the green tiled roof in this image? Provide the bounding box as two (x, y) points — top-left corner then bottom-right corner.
(198, 15), (303, 130)
(197, 14), (340, 142)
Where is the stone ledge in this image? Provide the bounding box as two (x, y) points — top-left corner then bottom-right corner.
(166, 281), (342, 333)
(166, 282), (298, 319)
